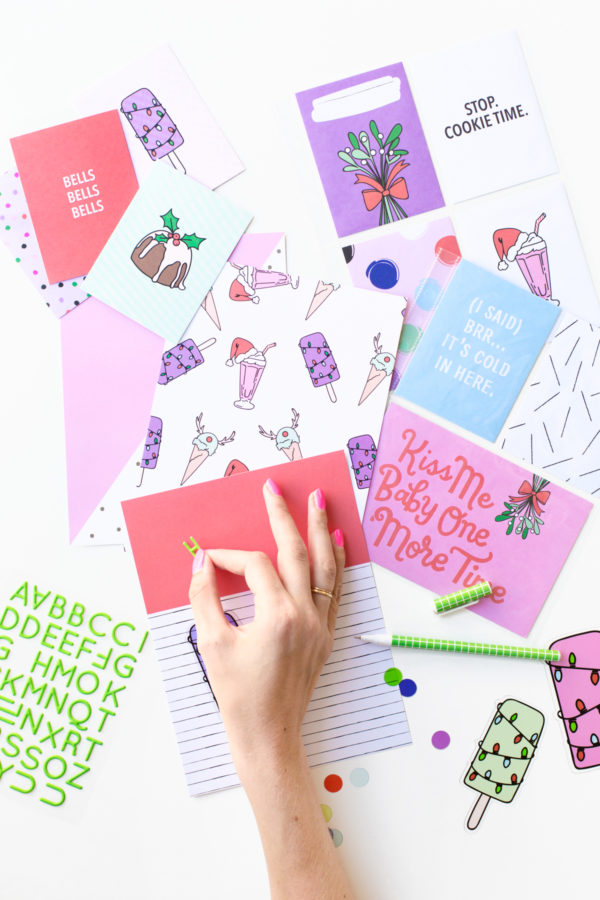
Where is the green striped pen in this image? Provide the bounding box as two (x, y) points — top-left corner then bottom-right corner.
(356, 634), (560, 662)
(434, 581), (491, 615)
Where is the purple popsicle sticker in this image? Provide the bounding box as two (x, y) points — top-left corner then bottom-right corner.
(121, 88), (186, 173)
(158, 337), (216, 385)
(299, 331), (340, 403)
(347, 434), (377, 489)
(138, 415), (162, 486)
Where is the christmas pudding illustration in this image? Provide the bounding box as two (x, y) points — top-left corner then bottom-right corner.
(131, 209), (205, 290)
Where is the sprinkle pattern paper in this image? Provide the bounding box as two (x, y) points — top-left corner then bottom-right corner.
(84, 165), (252, 344)
(500, 315), (600, 496)
(363, 403), (592, 636)
(397, 259), (560, 441)
(122, 452), (411, 795)
(10, 111), (138, 283)
(77, 45), (244, 190)
(296, 62), (444, 237)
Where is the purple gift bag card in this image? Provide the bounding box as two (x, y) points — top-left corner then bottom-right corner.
(296, 63), (444, 238)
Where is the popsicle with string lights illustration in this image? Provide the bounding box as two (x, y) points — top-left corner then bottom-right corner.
(464, 698), (544, 830)
(547, 631), (600, 769)
(299, 332), (339, 403)
(121, 88), (186, 172)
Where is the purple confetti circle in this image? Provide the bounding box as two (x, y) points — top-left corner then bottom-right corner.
(431, 730), (450, 750)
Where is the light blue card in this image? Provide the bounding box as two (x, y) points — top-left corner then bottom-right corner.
(396, 259), (559, 441)
(86, 165), (251, 343)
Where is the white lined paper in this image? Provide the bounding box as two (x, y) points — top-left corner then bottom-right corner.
(149, 562), (411, 795)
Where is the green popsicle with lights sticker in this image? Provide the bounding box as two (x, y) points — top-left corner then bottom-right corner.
(465, 698), (544, 830)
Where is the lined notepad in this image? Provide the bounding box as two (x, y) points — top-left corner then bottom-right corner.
(150, 563), (411, 796)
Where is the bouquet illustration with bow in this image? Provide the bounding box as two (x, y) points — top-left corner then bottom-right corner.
(338, 120), (409, 226)
(495, 475), (551, 540)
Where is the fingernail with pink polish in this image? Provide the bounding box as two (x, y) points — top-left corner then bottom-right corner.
(314, 488), (326, 510)
(265, 478), (282, 496)
(192, 549), (205, 573)
(334, 529), (344, 548)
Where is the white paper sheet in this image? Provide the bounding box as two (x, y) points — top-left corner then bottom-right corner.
(407, 32), (557, 204)
(453, 180), (600, 324)
(77, 44), (244, 190)
(74, 265), (404, 545)
(149, 562), (410, 796)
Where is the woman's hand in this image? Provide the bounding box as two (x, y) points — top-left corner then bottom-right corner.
(188, 478), (355, 900)
(188, 477), (345, 770)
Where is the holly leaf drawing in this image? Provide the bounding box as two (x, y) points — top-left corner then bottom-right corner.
(181, 233), (205, 250)
(154, 233), (169, 243)
(161, 209), (179, 232)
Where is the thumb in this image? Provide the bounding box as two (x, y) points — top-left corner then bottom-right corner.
(189, 550), (231, 643)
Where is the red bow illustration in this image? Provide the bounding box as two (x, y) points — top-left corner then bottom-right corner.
(509, 480), (551, 516)
(354, 160), (410, 212)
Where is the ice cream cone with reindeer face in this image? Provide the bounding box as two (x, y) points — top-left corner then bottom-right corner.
(181, 413), (235, 485)
(258, 408), (302, 461)
(358, 333), (396, 405)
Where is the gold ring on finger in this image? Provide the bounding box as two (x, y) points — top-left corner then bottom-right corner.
(311, 586), (334, 599)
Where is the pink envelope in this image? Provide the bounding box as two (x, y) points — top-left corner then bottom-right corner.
(63, 233), (284, 543)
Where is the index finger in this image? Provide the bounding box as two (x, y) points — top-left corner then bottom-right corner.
(206, 547), (287, 616)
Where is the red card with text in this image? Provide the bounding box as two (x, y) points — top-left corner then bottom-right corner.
(122, 451), (368, 615)
(11, 111), (138, 282)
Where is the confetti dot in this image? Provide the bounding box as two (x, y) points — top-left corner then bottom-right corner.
(366, 258), (399, 290)
(32, 270), (38, 275)
(324, 774), (343, 793)
(72, 282), (78, 287)
(24, 232), (29, 237)
(415, 278), (441, 311)
(349, 767), (369, 787)
(384, 667), (403, 686)
(41, 284), (47, 290)
(399, 324), (422, 353)
(330, 829), (343, 847)
(400, 678), (417, 697)
(432, 730), (450, 749)
(5, 225), (10, 230)
(321, 804), (332, 822)
(15, 257), (20, 263)
(434, 235), (461, 266)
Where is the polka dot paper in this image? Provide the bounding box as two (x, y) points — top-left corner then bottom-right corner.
(0, 169), (90, 318)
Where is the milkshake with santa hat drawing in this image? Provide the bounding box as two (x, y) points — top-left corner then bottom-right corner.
(493, 213), (558, 305)
(226, 337), (276, 409)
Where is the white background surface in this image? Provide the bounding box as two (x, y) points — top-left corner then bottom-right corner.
(1, 1), (599, 898)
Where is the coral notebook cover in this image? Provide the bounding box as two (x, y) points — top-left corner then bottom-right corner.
(11, 110), (138, 282)
(122, 452), (411, 795)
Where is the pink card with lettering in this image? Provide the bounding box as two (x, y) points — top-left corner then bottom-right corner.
(364, 403), (592, 636)
(10, 111), (138, 282)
